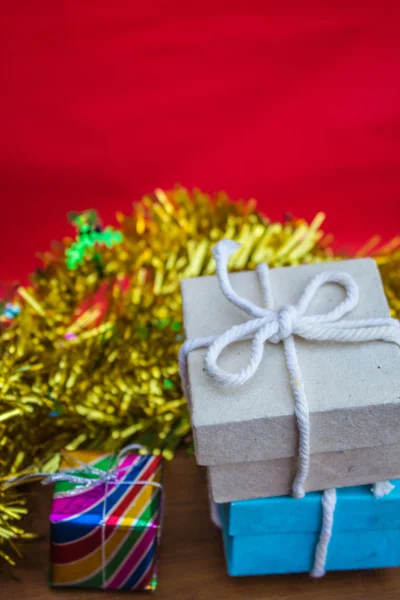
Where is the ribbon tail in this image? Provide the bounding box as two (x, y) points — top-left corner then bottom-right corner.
(282, 336), (310, 499)
(212, 240), (268, 318)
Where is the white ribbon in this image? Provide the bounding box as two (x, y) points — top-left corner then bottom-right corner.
(5, 444), (154, 493)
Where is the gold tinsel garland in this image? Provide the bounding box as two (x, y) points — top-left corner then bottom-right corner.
(0, 186), (399, 564)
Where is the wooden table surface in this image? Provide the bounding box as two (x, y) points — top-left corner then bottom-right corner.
(1, 450), (400, 600)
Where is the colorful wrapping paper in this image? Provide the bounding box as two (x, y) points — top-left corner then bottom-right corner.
(49, 450), (163, 591)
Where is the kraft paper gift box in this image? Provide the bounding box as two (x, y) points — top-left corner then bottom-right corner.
(181, 257), (400, 502)
(49, 450), (163, 591)
(217, 480), (400, 576)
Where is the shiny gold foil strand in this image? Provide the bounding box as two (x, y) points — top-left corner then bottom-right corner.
(0, 186), (399, 565)
(374, 240), (400, 318)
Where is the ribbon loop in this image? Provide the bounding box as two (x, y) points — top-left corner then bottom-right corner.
(204, 318), (278, 386)
(295, 270), (359, 323)
(204, 302), (303, 385)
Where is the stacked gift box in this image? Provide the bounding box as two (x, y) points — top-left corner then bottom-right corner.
(180, 240), (400, 577)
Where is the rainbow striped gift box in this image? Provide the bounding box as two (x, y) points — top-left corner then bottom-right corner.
(49, 449), (163, 591)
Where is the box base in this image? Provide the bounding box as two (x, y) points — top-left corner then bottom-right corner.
(209, 441), (400, 502)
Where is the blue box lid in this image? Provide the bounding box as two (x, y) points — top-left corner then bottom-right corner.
(227, 481), (400, 536)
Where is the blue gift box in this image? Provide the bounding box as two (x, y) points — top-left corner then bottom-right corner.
(218, 482), (400, 576)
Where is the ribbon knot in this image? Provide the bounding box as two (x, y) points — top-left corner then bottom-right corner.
(102, 471), (119, 484)
(274, 304), (298, 342)
(179, 240), (400, 500)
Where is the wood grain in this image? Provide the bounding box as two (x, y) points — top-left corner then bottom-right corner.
(1, 450), (400, 599)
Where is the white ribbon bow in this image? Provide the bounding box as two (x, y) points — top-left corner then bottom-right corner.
(179, 240), (400, 499)
(5, 444), (163, 497)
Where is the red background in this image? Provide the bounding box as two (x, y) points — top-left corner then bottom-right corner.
(1, 2), (400, 283)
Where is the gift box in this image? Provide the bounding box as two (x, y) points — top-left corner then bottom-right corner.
(218, 481), (400, 576)
(181, 254), (400, 501)
(49, 449), (163, 591)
